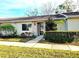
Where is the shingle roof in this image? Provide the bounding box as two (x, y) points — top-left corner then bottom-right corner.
(0, 16), (47, 21)
(53, 14), (66, 18)
(0, 14), (65, 21)
(63, 12), (79, 15)
(0, 12), (79, 22)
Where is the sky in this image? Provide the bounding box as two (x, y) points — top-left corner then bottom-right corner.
(0, 0), (77, 18)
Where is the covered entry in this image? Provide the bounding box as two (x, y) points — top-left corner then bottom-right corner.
(37, 22), (45, 36)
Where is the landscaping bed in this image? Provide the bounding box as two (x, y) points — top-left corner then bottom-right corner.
(0, 24), (36, 42)
(0, 37), (34, 42)
(0, 45), (79, 58)
(43, 31), (79, 46)
(0, 38), (30, 42)
(67, 41), (79, 46)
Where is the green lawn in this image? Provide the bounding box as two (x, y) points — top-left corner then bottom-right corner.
(0, 45), (79, 58)
(0, 38), (32, 42)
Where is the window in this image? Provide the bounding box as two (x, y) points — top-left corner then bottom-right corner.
(22, 24), (32, 31)
(28, 24), (32, 28)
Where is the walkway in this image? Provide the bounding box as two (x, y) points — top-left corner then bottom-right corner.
(0, 35), (79, 51)
(0, 35), (44, 47)
(24, 35), (44, 47)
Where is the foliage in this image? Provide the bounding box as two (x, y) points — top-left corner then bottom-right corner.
(0, 24), (17, 37)
(0, 45), (79, 58)
(57, 0), (76, 12)
(54, 20), (65, 24)
(45, 31), (79, 43)
(31, 35), (36, 38)
(26, 2), (54, 16)
(41, 2), (54, 15)
(46, 19), (57, 31)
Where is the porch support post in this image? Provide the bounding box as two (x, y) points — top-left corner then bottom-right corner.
(43, 22), (46, 34)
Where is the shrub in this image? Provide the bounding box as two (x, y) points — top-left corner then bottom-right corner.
(45, 31), (79, 43)
(20, 32), (36, 38)
(46, 19), (57, 31)
(0, 24), (17, 37)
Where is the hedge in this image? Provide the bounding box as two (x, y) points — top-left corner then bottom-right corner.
(45, 31), (79, 43)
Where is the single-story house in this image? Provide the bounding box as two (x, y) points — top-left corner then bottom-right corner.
(0, 12), (79, 36)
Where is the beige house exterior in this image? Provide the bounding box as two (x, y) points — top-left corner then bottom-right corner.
(0, 12), (79, 36)
(67, 17), (79, 31)
(0, 16), (47, 36)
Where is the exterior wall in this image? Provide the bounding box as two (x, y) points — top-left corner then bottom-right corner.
(56, 20), (66, 31)
(52, 19), (79, 31)
(57, 23), (65, 31)
(9, 18), (79, 34)
(11, 21), (46, 36)
(11, 22), (38, 36)
(67, 18), (79, 31)
(12, 23), (22, 35)
(31, 22), (38, 36)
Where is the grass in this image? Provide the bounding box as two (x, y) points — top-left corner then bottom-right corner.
(39, 40), (51, 44)
(0, 45), (79, 58)
(0, 38), (33, 42)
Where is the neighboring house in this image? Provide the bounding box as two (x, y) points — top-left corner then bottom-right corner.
(0, 12), (79, 36)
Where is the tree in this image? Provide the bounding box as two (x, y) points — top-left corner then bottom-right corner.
(46, 18), (57, 31)
(0, 24), (16, 36)
(26, 2), (54, 16)
(40, 2), (57, 31)
(57, 0), (76, 13)
(41, 2), (54, 15)
(26, 8), (39, 16)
